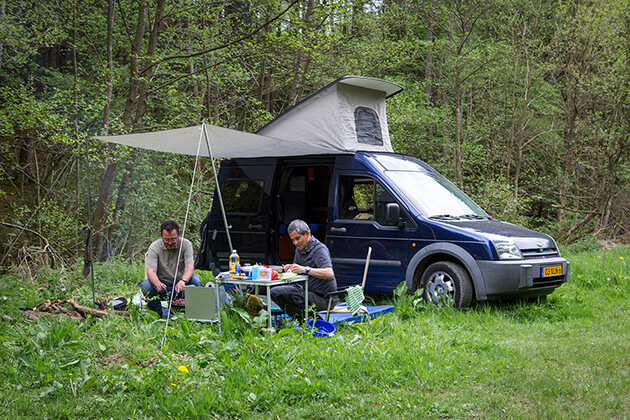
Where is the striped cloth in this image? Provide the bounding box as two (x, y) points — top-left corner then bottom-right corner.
(345, 285), (364, 316)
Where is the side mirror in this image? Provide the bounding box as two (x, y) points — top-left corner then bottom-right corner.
(385, 203), (406, 229)
(385, 202), (400, 222)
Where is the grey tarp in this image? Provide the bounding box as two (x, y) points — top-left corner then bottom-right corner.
(95, 76), (402, 158)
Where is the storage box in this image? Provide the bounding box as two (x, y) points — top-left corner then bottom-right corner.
(251, 266), (271, 280)
(257, 267), (271, 280)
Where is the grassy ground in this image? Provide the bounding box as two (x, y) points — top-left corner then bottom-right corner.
(0, 246), (629, 419)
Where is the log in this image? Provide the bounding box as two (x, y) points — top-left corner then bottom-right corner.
(67, 298), (109, 318)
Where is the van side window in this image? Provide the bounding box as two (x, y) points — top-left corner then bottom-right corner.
(338, 176), (374, 221)
(222, 179), (264, 214)
(338, 176), (400, 226)
(374, 183), (396, 226)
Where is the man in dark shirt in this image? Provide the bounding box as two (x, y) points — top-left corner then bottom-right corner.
(271, 219), (337, 321)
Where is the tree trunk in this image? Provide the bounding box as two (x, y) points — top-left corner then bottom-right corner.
(100, 162), (134, 261)
(425, 0), (436, 105)
(514, 59), (532, 200)
(102, 0), (114, 135)
(134, 0), (166, 129)
(559, 89), (577, 227)
(91, 150), (118, 259)
(121, 0), (147, 131)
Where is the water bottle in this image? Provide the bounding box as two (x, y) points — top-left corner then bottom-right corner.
(229, 249), (240, 274)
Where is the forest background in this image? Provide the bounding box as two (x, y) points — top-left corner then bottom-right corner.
(1, 0), (629, 275)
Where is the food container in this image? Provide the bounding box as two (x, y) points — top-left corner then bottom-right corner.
(257, 267), (271, 280)
(241, 265), (253, 277)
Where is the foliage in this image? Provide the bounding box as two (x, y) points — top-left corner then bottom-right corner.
(1, 0), (630, 271)
(0, 247), (630, 418)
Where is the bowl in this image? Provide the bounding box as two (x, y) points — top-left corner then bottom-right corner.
(307, 319), (336, 337)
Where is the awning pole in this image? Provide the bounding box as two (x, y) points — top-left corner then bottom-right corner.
(202, 123), (233, 252)
(161, 125), (206, 348)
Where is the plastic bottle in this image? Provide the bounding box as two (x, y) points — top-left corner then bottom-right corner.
(229, 249), (240, 273)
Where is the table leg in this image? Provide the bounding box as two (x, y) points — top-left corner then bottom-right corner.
(266, 285), (273, 330)
(304, 278), (308, 321)
(214, 285), (221, 334)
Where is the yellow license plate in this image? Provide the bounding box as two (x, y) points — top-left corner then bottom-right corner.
(541, 265), (562, 277)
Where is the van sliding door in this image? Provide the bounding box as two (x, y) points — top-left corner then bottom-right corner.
(327, 175), (411, 293)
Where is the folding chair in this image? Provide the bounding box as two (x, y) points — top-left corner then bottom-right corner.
(324, 247), (371, 321)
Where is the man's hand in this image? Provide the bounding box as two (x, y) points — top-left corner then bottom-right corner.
(174, 279), (187, 293)
(283, 263), (304, 274)
(154, 281), (167, 293)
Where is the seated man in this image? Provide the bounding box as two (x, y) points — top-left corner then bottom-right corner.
(271, 219), (337, 321)
(140, 220), (202, 317)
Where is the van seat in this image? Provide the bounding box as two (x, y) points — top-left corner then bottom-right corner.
(281, 191), (306, 224)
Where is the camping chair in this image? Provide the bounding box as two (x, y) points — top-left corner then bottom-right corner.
(324, 247), (372, 322)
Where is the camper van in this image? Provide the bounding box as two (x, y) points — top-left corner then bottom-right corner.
(99, 75), (569, 307)
(193, 76), (570, 307)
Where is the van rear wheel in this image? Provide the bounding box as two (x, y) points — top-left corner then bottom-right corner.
(421, 261), (473, 309)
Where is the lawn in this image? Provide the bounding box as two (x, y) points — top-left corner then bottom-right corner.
(0, 246), (628, 419)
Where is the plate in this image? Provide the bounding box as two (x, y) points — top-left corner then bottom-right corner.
(541, 265), (562, 277)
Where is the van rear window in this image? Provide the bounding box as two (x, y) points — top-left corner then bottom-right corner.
(222, 179), (264, 215)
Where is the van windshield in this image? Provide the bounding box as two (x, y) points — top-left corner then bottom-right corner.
(385, 171), (488, 220)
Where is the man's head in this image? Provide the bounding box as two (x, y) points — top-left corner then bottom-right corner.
(160, 220), (180, 250)
(287, 219), (311, 253)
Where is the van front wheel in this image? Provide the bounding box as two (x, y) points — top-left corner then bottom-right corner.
(421, 261), (473, 309)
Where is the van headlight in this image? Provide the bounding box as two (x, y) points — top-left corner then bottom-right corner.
(491, 237), (523, 260)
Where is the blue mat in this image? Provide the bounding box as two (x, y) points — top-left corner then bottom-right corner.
(318, 303), (395, 326)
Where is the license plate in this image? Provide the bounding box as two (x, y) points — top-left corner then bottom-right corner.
(541, 265), (562, 277)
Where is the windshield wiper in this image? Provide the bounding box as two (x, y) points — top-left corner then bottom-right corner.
(459, 213), (487, 220)
(429, 214), (460, 220)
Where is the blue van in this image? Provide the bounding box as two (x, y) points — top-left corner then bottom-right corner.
(100, 75), (568, 308)
(195, 151), (569, 307)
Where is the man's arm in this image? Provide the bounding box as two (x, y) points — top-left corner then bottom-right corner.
(174, 263), (195, 293)
(284, 263), (334, 279)
(147, 268), (167, 292)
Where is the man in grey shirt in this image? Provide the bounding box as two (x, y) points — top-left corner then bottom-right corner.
(271, 219), (337, 321)
(140, 220), (202, 317)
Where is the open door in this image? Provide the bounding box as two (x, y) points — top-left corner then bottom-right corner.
(271, 161), (333, 264)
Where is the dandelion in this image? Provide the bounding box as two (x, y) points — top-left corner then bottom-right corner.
(178, 365), (189, 374)
(171, 383), (176, 387)
(620, 256), (624, 260)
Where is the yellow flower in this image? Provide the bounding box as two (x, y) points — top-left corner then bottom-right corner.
(178, 365), (189, 374)
(620, 256), (624, 260)
(171, 383), (176, 387)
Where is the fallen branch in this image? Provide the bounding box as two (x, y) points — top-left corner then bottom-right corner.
(67, 298), (109, 318)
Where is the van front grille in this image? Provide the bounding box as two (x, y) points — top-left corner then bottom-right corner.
(521, 247), (560, 259)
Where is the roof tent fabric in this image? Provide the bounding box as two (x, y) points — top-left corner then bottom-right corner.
(95, 76), (402, 158)
(256, 76), (402, 154)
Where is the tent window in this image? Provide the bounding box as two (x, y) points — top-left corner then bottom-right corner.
(354, 106), (383, 146)
(222, 179), (264, 215)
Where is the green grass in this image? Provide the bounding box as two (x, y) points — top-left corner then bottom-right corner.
(0, 246), (629, 419)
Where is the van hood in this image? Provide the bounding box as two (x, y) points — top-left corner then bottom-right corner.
(443, 219), (557, 250)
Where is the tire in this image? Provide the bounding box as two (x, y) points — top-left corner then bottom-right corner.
(420, 261), (473, 309)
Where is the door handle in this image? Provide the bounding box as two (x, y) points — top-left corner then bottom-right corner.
(329, 227), (346, 233)
(248, 223), (263, 230)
